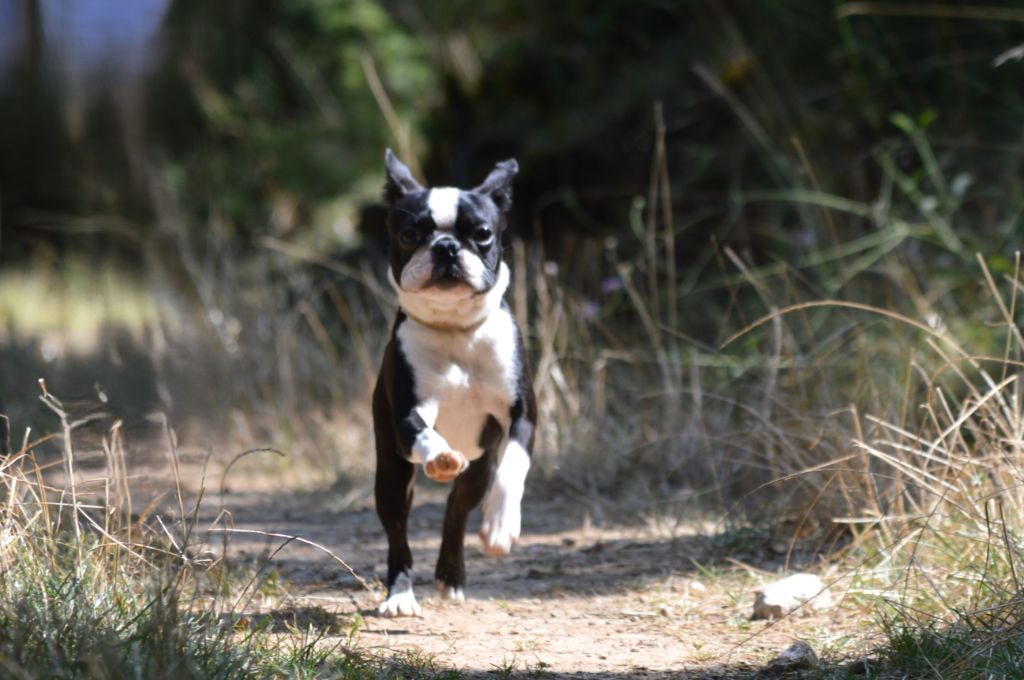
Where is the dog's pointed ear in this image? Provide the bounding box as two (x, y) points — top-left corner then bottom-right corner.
(474, 158), (518, 213)
(384, 148), (424, 204)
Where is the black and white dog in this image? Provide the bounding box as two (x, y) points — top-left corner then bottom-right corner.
(373, 149), (537, 617)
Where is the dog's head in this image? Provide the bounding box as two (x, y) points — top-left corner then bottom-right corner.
(383, 149), (517, 305)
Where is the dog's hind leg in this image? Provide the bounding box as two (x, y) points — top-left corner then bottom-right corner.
(434, 417), (500, 602)
(481, 393), (535, 555)
(374, 387), (420, 617)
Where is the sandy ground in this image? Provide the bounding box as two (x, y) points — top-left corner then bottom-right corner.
(51, 431), (871, 678)
(188, 472), (872, 679)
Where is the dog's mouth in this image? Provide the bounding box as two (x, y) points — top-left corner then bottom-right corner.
(395, 248), (489, 297)
(427, 263), (470, 290)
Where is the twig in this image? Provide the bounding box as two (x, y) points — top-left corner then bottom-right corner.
(219, 448), (287, 496)
(209, 527), (374, 593)
(838, 2), (1024, 22)
(360, 51), (419, 177)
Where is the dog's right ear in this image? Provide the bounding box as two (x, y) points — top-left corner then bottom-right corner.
(384, 149), (424, 204)
(474, 158), (518, 214)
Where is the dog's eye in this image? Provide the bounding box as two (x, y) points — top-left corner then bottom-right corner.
(472, 226), (494, 245)
(398, 227), (419, 248)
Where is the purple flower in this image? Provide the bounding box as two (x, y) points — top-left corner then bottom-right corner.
(600, 276), (624, 295)
(797, 230), (817, 247)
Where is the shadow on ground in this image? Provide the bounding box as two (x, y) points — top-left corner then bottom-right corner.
(201, 485), (824, 604)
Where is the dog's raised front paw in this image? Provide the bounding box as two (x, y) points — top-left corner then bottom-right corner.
(424, 450), (467, 482)
(378, 572), (421, 617)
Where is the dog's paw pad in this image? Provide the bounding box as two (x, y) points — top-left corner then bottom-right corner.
(435, 581), (465, 603)
(424, 450), (467, 482)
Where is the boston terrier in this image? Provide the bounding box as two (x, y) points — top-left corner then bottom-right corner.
(373, 149), (537, 617)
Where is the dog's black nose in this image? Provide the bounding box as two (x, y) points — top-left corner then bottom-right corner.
(431, 239), (460, 263)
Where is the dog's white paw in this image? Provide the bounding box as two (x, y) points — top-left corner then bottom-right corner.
(480, 484), (521, 556)
(378, 590), (421, 617)
(480, 441), (529, 555)
(435, 580), (465, 603)
(412, 427), (466, 483)
(378, 573), (421, 617)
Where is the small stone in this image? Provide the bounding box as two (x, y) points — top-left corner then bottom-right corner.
(690, 580), (706, 593)
(763, 641), (818, 673)
(751, 573), (830, 620)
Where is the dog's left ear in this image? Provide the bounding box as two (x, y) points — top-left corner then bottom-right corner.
(474, 159), (518, 214)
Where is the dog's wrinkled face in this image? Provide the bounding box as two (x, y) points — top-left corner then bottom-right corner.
(384, 149), (517, 302)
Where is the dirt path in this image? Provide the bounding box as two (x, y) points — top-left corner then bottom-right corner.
(195, 479), (868, 678)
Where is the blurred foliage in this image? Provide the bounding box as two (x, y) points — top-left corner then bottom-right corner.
(152, 0), (439, 238)
(4, 0), (1024, 519)
(2, 0), (1024, 260)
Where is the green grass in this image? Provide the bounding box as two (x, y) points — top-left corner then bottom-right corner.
(0, 394), (462, 680)
(0, 545), (328, 678)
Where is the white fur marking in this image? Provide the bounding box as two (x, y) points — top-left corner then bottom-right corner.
(481, 440), (530, 555)
(416, 400), (439, 427)
(444, 364), (469, 388)
(410, 427), (451, 464)
(398, 231), (488, 293)
(390, 261), (509, 330)
(428, 187), (461, 229)
(399, 248), (436, 291)
(435, 581), (465, 603)
(378, 572), (421, 617)
(459, 249), (487, 290)
(392, 263), (519, 463)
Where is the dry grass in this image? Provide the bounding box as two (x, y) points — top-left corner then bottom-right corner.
(0, 383), (465, 678)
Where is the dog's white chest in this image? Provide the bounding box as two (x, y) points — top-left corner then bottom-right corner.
(397, 309), (519, 459)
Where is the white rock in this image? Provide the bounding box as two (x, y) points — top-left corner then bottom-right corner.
(765, 641), (818, 672)
(751, 573), (830, 620)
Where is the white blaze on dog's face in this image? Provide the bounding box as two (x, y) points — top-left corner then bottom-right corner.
(383, 150), (518, 326)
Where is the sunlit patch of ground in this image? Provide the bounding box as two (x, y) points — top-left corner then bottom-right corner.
(0, 260), (174, 356)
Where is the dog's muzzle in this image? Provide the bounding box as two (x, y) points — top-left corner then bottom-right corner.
(431, 237), (465, 286)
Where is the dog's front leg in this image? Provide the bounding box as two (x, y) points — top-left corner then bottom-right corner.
(400, 400), (468, 482)
(434, 449), (495, 602)
(374, 379), (420, 618)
